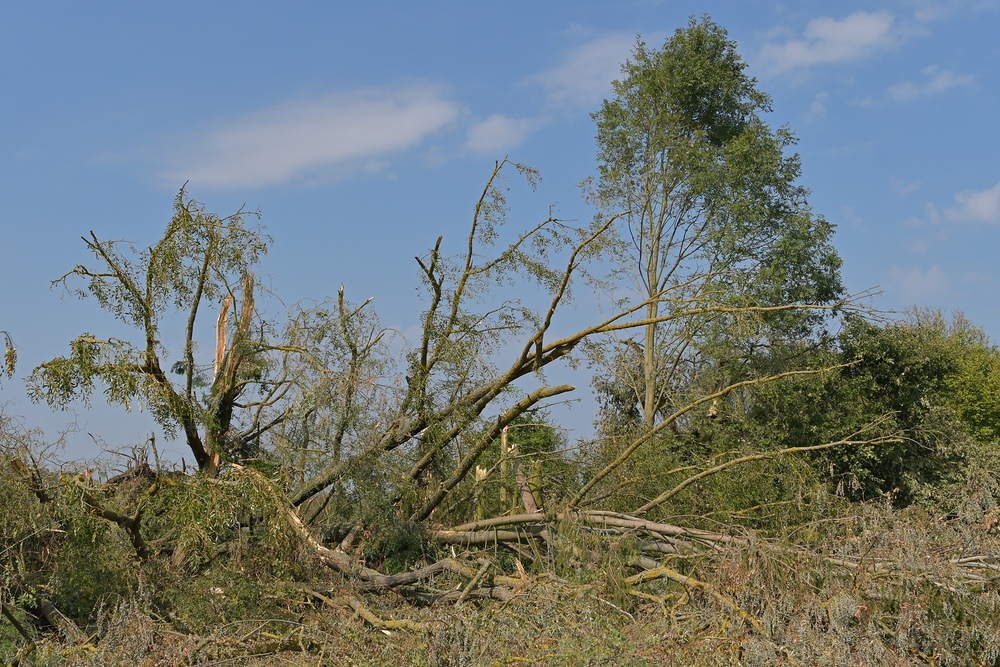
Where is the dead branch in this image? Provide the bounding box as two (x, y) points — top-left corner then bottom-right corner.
(447, 512), (547, 532)
(429, 526), (549, 548)
(360, 557), (520, 592)
(283, 488), (520, 600)
(70, 476), (154, 561)
(8, 455), (53, 505)
(1, 601), (33, 642)
(307, 589), (433, 632)
(394, 585), (514, 604)
(27, 595), (87, 645)
(579, 513), (744, 550)
(626, 565), (762, 633)
(214, 295), (232, 379)
(456, 558), (493, 605)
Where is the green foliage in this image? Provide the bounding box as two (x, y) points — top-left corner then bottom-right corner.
(274, 291), (388, 483)
(27, 190), (279, 470)
(584, 307), (1000, 524)
(1, 419), (60, 627)
(441, 411), (579, 522)
(0, 421), (312, 649)
(594, 15), (844, 312)
(143, 467), (303, 578)
(9, 17), (1000, 665)
(362, 520), (430, 574)
(29, 190), (267, 413)
(932, 311), (1000, 443)
(727, 310), (1000, 506)
(160, 572), (301, 636)
(48, 500), (139, 621)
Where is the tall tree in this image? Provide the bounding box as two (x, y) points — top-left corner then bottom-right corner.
(591, 18), (843, 429)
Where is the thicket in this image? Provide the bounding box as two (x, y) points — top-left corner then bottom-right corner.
(4, 18), (1000, 667)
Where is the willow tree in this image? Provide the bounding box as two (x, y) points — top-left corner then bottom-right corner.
(28, 190), (290, 475)
(287, 160), (591, 515)
(591, 18), (843, 429)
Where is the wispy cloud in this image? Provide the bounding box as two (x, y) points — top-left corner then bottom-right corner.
(525, 32), (638, 108)
(945, 181), (1000, 224)
(910, 0), (994, 24)
(887, 65), (973, 100)
(893, 178), (922, 196)
(464, 115), (539, 155)
(161, 83), (460, 189)
(759, 11), (897, 74)
(907, 238), (930, 255)
(804, 91), (829, 122)
(890, 264), (950, 299)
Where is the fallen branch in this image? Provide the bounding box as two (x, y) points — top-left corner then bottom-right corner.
(307, 589), (433, 632)
(429, 525), (549, 548)
(626, 565), (762, 632)
(284, 485), (519, 600)
(28, 595), (87, 645)
(456, 559), (492, 605)
(69, 476), (154, 560)
(431, 511), (738, 557)
(395, 585), (514, 604)
(1, 601), (32, 641)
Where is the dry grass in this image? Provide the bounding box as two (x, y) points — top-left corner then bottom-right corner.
(15, 504), (1000, 667)
(6, 449), (1000, 666)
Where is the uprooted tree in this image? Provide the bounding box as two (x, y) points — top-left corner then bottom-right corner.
(10, 17), (1000, 665)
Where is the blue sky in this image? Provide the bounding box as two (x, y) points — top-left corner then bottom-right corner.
(2, 1), (999, 460)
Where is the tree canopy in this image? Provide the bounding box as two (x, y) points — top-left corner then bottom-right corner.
(591, 18), (843, 429)
(27, 191), (279, 475)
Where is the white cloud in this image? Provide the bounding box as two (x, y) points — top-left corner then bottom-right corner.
(162, 83), (460, 189)
(526, 33), (638, 108)
(886, 81), (921, 100)
(893, 178), (922, 196)
(841, 204), (863, 226)
(890, 265), (950, 299)
(945, 181), (1000, 224)
(887, 65), (973, 100)
(925, 68), (973, 93)
(910, 0), (977, 24)
(759, 11), (897, 74)
(464, 115), (539, 155)
(804, 91), (829, 122)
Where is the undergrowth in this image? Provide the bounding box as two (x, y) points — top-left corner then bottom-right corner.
(5, 439), (1000, 665)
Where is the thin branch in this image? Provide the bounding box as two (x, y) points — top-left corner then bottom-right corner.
(634, 422), (902, 515)
(568, 365), (852, 509)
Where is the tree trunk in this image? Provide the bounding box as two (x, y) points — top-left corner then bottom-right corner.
(643, 299), (659, 428)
